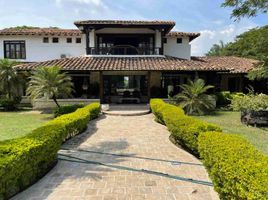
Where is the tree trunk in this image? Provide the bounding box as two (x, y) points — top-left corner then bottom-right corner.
(52, 95), (60, 108)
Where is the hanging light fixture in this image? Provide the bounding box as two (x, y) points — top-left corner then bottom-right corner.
(82, 77), (88, 90)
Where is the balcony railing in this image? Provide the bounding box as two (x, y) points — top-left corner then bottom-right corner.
(87, 45), (161, 55)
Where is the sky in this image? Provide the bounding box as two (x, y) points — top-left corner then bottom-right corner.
(0, 0), (267, 55)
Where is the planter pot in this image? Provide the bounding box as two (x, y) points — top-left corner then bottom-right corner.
(241, 110), (268, 126)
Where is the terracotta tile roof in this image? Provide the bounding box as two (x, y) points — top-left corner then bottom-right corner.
(74, 20), (176, 26)
(194, 56), (258, 73)
(15, 56), (257, 73)
(166, 31), (200, 41)
(0, 28), (82, 36)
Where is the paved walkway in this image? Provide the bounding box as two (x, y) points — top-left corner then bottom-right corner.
(12, 114), (219, 200)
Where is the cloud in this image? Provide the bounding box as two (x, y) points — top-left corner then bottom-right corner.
(191, 21), (257, 56)
(55, 0), (103, 6)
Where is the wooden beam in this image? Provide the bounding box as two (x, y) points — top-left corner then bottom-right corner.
(148, 71), (151, 101)
(99, 71), (104, 103)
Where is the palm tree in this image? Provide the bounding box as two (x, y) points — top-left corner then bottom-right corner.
(0, 59), (20, 99)
(27, 66), (73, 108)
(174, 79), (215, 115)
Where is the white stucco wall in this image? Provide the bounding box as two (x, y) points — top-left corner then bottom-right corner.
(163, 36), (191, 60)
(0, 35), (86, 62)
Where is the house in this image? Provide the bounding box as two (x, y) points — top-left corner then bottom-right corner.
(0, 20), (259, 105)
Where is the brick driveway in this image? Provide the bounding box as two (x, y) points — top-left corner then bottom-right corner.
(12, 114), (219, 200)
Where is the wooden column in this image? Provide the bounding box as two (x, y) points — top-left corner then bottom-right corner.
(99, 71), (104, 103)
(148, 71), (151, 101)
(85, 29), (90, 54)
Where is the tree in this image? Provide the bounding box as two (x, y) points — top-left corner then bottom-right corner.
(173, 79), (215, 115)
(0, 59), (20, 99)
(207, 26), (268, 59)
(222, 0), (268, 19)
(206, 40), (227, 56)
(27, 66), (73, 108)
(247, 57), (268, 80)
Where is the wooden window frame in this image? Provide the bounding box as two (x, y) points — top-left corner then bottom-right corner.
(177, 38), (182, 44)
(52, 37), (59, 43)
(67, 38), (72, 43)
(43, 37), (49, 43)
(76, 38), (81, 43)
(4, 40), (26, 59)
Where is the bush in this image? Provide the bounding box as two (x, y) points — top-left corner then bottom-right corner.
(231, 93), (268, 111)
(0, 97), (21, 111)
(0, 102), (100, 200)
(215, 91), (244, 107)
(150, 99), (221, 155)
(53, 104), (84, 118)
(198, 132), (268, 200)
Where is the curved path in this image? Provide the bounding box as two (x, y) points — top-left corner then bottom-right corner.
(12, 114), (219, 200)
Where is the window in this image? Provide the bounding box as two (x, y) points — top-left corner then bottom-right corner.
(43, 37), (49, 43)
(52, 37), (59, 43)
(66, 38), (72, 43)
(76, 38), (81, 43)
(177, 38), (182, 44)
(163, 38), (167, 43)
(4, 41), (26, 59)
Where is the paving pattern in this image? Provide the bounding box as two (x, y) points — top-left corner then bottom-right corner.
(12, 114), (219, 200)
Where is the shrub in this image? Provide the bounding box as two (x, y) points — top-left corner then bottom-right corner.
(215, 91), (244, 107)
(173, 79), (216, 115)
(0, 98), (21, 111)
(150, 99), (221, 155)
(53, 103), (85, 118)
(231, 93), (268, 111)
(198, 132), (268, 200)
(0, 102), (100, 200)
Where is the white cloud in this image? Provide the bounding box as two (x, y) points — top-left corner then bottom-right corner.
(55, 0), (102, 6)
(191, 21), (257, 56)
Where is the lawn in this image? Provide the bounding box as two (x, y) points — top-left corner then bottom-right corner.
(0, 111), (52, 141)
(195, 111), (268, 155)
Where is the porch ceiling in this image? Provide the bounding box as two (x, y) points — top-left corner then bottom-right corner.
(15, 56), (257, 73)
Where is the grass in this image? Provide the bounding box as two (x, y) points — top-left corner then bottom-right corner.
(0, 110), (52, 141)
(195, 111), (268, 155)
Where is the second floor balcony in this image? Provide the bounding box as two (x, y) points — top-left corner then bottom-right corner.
(88, 45), (161, 55)
(86, 34), (163, 56)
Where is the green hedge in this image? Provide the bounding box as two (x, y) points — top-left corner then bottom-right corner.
(53, 103), (85, 118)
(150, 99), (268, 199)
(0, 103), (100, 200)
(198, 132), (268, 200)
(150, 99), (221, 155)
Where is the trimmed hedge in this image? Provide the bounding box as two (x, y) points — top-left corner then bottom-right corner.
(0, 103), (100, 200)
(150, 99), (268, 199)
(150, 99), (221, 155)
(198, 132), (268, 200)
(53, 103), (85, 118)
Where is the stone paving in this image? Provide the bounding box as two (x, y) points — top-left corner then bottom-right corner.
(12, 114), (219, 200)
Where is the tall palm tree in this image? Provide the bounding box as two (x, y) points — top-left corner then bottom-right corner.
(174, 79), (215, 115)
(27, 66), (73, 108)
(0, 59), (20, 99)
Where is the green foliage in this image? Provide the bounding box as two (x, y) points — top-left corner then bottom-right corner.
(0, 103), (100, 199)
(231, 93), (268, 111)
(222, 0), (268, 19)
(27, 66), (73, 108)
(0, 98), (21, 111)
(150, 99), (221, 155)
(207, 26), (268, 59)
(198, 131), (268, 199)
(173, 79), (216, 115)
(53, 104), (84, 118)
(206, 40), (227, 56)
(0, 59), (23, 100)
(215, 91), (244, 107)
(248, 57), (268, 80)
